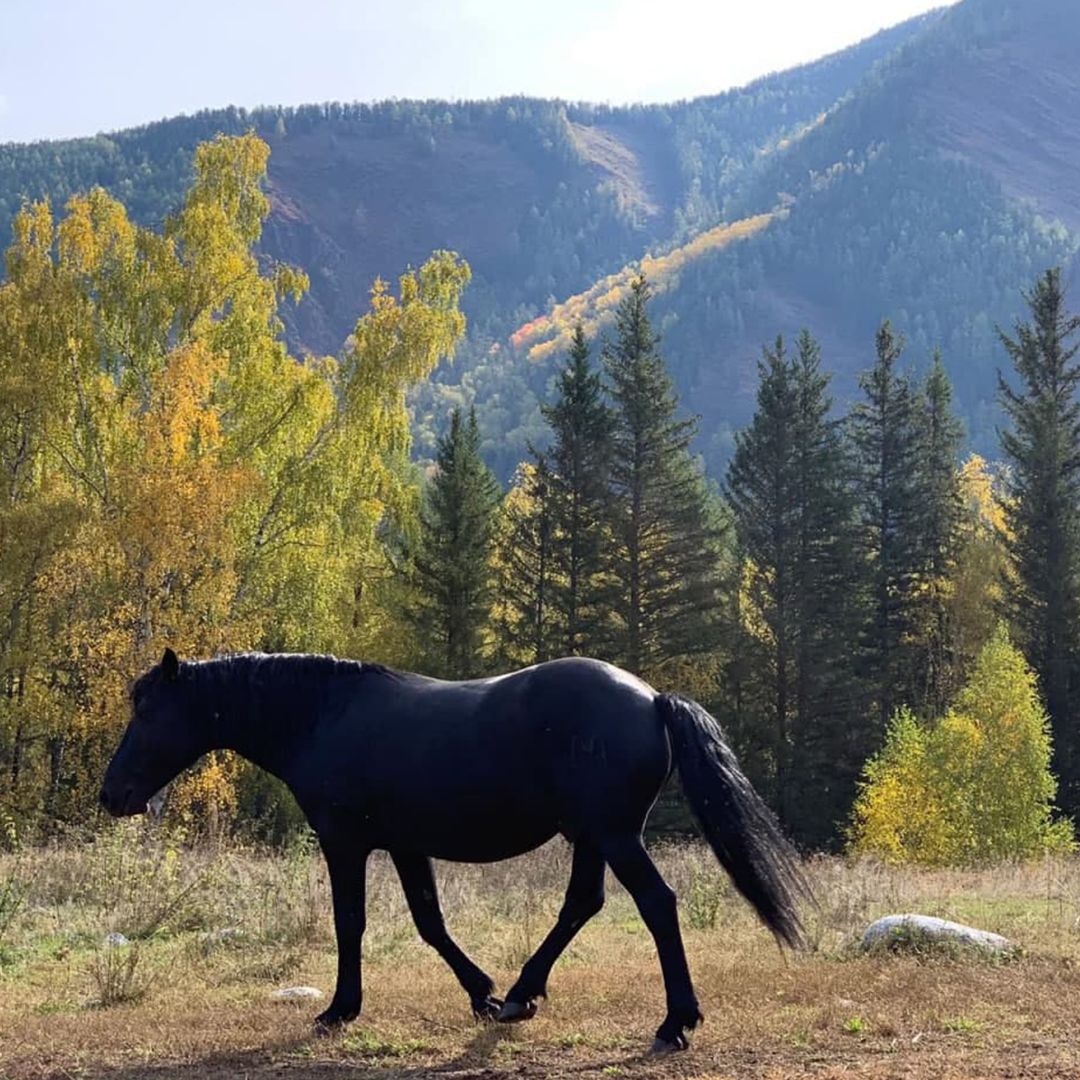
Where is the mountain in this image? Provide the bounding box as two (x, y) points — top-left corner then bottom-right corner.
(512, 0), (1080, 467)
(668, 0), (1080, 462)
(1, 0), (1077, 476)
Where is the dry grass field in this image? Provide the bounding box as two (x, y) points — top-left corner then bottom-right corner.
(2, 825), (1080, 1080)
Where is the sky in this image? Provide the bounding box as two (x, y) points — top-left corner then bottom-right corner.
(0, 0), (956, 144)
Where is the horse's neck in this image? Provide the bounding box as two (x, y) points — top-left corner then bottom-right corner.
(198, 659), (311, 784)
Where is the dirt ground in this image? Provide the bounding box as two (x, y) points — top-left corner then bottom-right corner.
(6, 957), (1080, 1080)
(3, 837), (1080, 1079)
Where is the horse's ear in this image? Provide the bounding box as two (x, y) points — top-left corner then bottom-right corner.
(161, 648), (180, 682)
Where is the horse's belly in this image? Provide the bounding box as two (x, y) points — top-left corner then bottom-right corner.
(423, 822), (560, 863)
(371, 782), (558, 863)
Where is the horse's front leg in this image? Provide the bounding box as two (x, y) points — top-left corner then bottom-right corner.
(390, 849), (501, 1019)
(315, 838), (369, 1031)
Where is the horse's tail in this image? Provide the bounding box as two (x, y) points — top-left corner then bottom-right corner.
(656, 692), (811, 950)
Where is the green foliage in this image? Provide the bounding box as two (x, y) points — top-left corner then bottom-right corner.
(724, 331), (865, 846)
(540, 325), (615, 655)
(412, 408), (503, 677)
(849, 322), (929, 728)
(850, 628), (1075, 866)
(915, 353), (966, 716)
(233, 766), (308, 849)
(998, 268), (1080, 814)
(683, 857), (730, 930)
(603, 277), (726, 677)
(491, 459), (561, 665)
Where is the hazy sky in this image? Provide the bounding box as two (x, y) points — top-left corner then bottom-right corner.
(0, 0), (955, 144)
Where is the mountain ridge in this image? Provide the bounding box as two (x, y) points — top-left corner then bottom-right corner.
(2, 1), (1076, 475)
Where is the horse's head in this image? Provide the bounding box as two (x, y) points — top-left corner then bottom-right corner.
(99, 648), (208, 817)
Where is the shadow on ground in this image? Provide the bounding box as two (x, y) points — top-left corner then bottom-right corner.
(40, 1024), (658, 1080)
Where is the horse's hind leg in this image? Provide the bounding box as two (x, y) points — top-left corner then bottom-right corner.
(498, 840), (605, 1023)
(390, 850), (501, 1019)
(599, 834), (702, 1052)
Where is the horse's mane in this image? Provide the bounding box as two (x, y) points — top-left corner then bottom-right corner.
(197, 652), (401, 685)
(135, 652), (401, 698)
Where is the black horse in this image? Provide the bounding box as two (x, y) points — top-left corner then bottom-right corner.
(100, 649), (809, 1051)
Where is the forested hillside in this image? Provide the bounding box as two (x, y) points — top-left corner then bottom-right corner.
(1, 0), (1078, 478)
(659, 0), (1080, 463)
(0, 10), (935, 474)
(507, 0), (1080, 468)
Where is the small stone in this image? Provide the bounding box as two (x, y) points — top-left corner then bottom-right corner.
(861, 914), (1014, 955)
(271, 986), (324, 1001)
(103, 932), (129, 947)
(200, 927), (244, 943)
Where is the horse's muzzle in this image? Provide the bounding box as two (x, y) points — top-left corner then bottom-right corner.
(99, 784), (145, 817)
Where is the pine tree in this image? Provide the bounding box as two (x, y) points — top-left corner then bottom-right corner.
(726, 331), (864, 846)
(541, 324), (614, 656)
(412, 408), (502, 678)
(914, 352), (965, 715)
(603, 276), (724, 676)
(849, 321), (926, 732)
(998, 267), (1080, 813)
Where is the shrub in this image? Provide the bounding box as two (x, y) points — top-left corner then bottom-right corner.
(849, 627), (1075, 865)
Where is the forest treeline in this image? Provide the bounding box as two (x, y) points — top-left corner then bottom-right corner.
(442, 265), (1078, 854)
(1, 134), (1078, 858)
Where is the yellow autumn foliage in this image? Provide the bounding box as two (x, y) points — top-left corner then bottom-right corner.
(510, 212), (777, 362)
(0, 134), (469, 836)
(850, 627), (1075, 866)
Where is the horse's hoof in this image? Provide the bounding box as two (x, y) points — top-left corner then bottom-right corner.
(650, 1034), (690, 1054)
(472, 994), (504, 1021)
(314, 1008), (358, 1034)
(496, 1000), (538, 1023)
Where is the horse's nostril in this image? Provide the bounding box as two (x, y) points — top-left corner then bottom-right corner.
(99, 787), (112, 812)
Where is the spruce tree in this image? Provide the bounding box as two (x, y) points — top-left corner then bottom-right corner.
(541, 324), (615, 656)
(412, 407), (502, 678)
(492, 458), (560, 664)
(849, 321), (926, 732)
(915, 352), (965, 715)
(725, 337), (799, 817)
(603, 276), (724, 675)
(726, 331), (864, 845)
(998, 267), (1080, 813)
(788, 331), (867, 845)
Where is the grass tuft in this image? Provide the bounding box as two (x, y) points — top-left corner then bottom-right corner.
(88, 941), (149, 1007)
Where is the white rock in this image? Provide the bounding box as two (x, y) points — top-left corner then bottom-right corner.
(103, 932), (129, 947)
(271, 986), (324, 1001)
(862, 914), (1014, 955)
